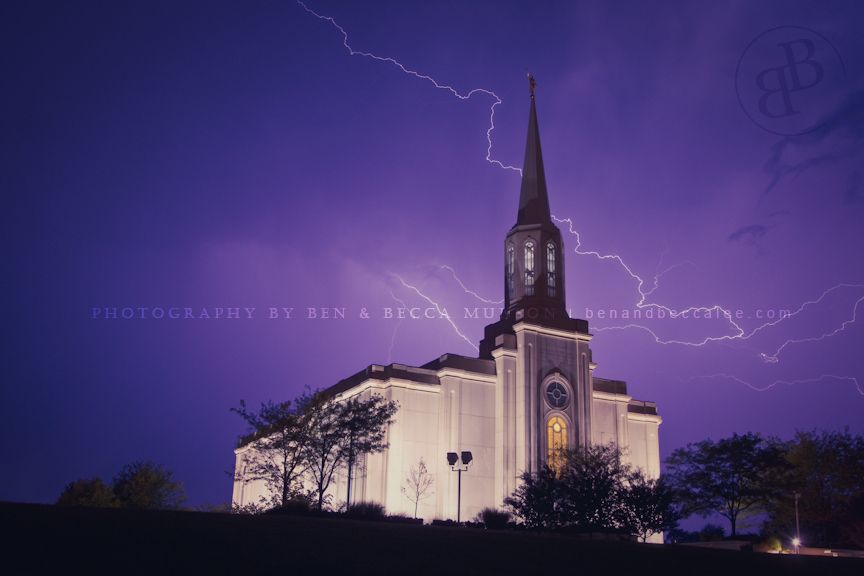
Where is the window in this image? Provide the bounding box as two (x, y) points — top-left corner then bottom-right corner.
(524, 241), (535, 296)
(507, 244), (515, 298)
(545, 381), (569, 408)
(547, 416), (568, 472)
(546, 242), (556, 297)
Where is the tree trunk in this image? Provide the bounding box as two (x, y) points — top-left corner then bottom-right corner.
(346, 456), (353, 512)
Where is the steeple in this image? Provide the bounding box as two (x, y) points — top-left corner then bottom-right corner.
(516, 75), (551, 226)
(501, 78), (571, 325)
(478, 77), (589, 358)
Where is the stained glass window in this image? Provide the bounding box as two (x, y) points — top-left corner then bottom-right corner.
(525, 241), (535, 296)
(507, 244), (515, 298)
(546, 381), (568, 408)
(547, 416), (567, 471)
(546, 242), (556, 297)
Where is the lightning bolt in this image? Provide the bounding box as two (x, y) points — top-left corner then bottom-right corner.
(296, 0), (520, 173)
(438, 265), (503, 305)
(553, 215), (749, 346)
(390, 272), (479, 353)
(297, 1), (862, 395)
(643, 239), (695, 298)
(689, 373), (864, 396)
(296, 1), (507, 354)
(760, 291), (864, 363)
(554, 215), (864, 358)
(386, 289), (408, 364)
(643, 261), (694, 298)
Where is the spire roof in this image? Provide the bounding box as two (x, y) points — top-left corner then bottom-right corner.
(516, 76), (551, 226)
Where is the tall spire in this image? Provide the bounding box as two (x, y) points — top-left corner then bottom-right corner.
(516, 74), (551, 226)
(479, 74), (586, 358)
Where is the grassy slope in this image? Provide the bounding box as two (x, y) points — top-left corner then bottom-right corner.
(2, 502), (861, 575)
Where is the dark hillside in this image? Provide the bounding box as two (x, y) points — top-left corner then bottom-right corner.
(2, 502), (860, 575)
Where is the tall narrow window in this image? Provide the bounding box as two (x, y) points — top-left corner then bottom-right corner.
(507, 244), (515, 298)
(524, 241), (535, 296)
(547, 416), (568, 472)
(546, 242), (557, 297)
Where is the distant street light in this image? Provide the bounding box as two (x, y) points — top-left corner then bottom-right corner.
(794, 492), (801, 554)
(446, 451), (473, 523)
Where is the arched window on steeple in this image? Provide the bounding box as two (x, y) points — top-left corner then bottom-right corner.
(524, 241), (535, 296)
(546, 241), (557, 297)
(507, 244), (515, 298)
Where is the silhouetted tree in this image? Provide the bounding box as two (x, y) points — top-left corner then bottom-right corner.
(303, 392), (398, 511)
(401, 458), (434, 518)
(621, 471), (679, 542)
(339, 395), (398, 511)
(232, 399), (309, 508)
(665, 432), (787, 537)
(112, 461), (186, 510)
(506, 444), (675, 539)
(764, 429), (864, 548)
(303, 392), (349, 512)
(557, 444), (631, 532)
(56, 478), (118, 508)
(505, 464), (565, 530)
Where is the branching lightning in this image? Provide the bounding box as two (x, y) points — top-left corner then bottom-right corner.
(297, 1), (862, 395)
(297, 0), (507, 355)
(760, 292), (864, 363)
(438, 265), (503, 305)
(643, 240), (695, 298)
(386, 289), (408, 364)
(553, 215), (749, 346)
(296, 0), (520, 173)
(390, 273), (479, 353)
(689, 373), (864, 396)
(554, 215), (864, 359)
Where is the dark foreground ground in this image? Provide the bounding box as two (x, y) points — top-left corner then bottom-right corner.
(2, 502), (862, 575)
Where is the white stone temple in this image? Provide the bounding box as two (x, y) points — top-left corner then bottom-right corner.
(233, 85), (661, 534)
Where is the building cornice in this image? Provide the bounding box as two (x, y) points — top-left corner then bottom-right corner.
(333, 378), (442, 400)
(513, 321), (593, 341)
(627, 412), (663, 425)
(436, 367), (498, 384)
(592, 391), (632, 403)
(491, 347), (518, 360)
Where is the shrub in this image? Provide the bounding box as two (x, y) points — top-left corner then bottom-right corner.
(384, 514), (423, 525)
(345, 501), (386, 519)
(112, 461), (186, 510)
(698, 524), (726, 541)
(57, 478), (118, 508)
(431, 519), (459, 527)
(475, 507), (511, 529)
(232, 502), (267, 515)
(264, 497), (311, 516)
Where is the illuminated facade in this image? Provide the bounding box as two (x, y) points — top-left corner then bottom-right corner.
(233, 88), (661, 537)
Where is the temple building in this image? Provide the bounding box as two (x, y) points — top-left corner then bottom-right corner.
(233, 83), (661, 534)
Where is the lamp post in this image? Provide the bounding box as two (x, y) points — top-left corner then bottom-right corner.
(446, 451), (473, 523)
(794, 492), (801, 554)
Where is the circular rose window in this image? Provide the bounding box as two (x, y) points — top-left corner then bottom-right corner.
(545, 381), (569, 408)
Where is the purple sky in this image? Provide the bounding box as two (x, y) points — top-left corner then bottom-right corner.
(3, 0), (863, 507)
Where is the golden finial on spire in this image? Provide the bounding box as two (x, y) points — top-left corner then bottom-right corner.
(528, 73), (536, 99)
